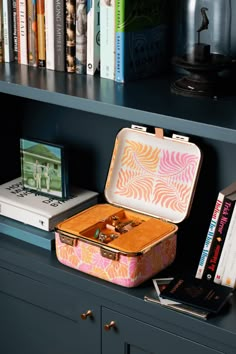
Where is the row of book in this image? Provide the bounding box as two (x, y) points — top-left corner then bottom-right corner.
(195, 180), (236, 289)
(0, 0), (170, 83)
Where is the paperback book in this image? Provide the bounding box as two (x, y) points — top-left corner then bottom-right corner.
(0, 178), (99, 231)
(160, 274), (233, 314)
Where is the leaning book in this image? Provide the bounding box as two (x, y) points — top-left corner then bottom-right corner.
(0, 178), (99, 231)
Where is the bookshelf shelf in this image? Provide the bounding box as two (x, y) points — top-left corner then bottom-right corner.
(0, 63), (236, 143)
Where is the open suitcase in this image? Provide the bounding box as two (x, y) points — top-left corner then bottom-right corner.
(55, 126), (202, 287)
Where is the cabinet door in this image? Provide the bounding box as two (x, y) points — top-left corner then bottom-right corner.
(102, 308), (222, 354)
(0, 266), (100, 354)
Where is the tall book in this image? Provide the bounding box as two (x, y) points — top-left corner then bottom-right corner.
(75, 0), (87, 74)
(2, 0), (14, 62)
(0, 0), (4, 63)
(221, 226), (236, 288)
(115, 0), (170, 83)
(12, 0), (18, 61)
(201, 192), (236, 282)
(86, 0), (100, 75)
(54, 0), (66, 72)
(27, 0), (38, 66)
(45, 0), (55, 70)
(36, 0), (46, 67)
(0, 177), (99, 232)
(100, 0), (115, 80)
(66, 0), (76, 73)
(16, 0), (28, 65)
(214, 202), (236, 284)
(195, 180), (236, 279)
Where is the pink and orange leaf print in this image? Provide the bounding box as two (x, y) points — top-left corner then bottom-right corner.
(153, 180), (191, 213)
(116, 169), (154, 201)
(159, 150), (199, 183)
(121, 141), (160, 173)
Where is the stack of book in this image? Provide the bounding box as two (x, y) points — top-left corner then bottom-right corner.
(0, 177), (99, 250)
(195, 181), (236, 288)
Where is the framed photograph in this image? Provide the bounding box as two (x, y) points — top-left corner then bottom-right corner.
(20, 138), (69, 199)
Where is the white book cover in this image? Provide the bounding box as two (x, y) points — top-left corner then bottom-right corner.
(0, 178), (99, 231)
(17, 0), (28, 65)
(100, 0), (115, 80)
(214, 203), (236, 284)
(2, 0), (14, 62)
(86, 0), (100, 75)
(45, 0), (55, 70)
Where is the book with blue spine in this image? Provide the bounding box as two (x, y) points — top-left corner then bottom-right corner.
(115, 0), (170, 83)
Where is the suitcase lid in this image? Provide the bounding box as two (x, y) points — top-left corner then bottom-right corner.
(104, 126), (202, 224)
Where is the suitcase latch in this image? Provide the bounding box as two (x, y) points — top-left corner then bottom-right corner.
(100, 247), (120, 261)
(59, 234), (78, 247)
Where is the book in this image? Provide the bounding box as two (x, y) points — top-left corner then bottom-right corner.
(0, 215), (55, 250)
(0, 178), (99, 231)
(54, 0), (66, 72)
(66, 0), (76, 73)
(115, 0), (170, 83)
(27, 0), (38, 66)
(144, 278), (209, 320)
(45, 0), (55, 70)
(160, 274), (233, 314)
(0, 0), (3, 63)
(75, 0), (87, 74)
(36, 0), (46, 67)
(17, 0), (28, 65)
(2, 0), (14, 62)
(12, 0), (18, 61)
(86, 0), (100, 75)
(195, 180), (236, 279)
(100, 0), (115, 80)
(214, 202), (236, 285)
(201, 193), (236, 282)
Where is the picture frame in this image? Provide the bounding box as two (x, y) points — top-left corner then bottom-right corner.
(20, 138), (69, 199)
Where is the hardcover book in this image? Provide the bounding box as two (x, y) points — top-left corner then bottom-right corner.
(17, 0), (28, 65)
(54, 0), (66, 71)
(0, 178), (99, 231)
(86, 0), (100, 75)
(115, 0), (170, 83)
(66, 0), (76, 73)
(160, 274), (233, 314)
(45, 0), (55, 70)
(27, 0), (38, 67)
(2, 0), (14, 62)
(75, 0), (87, 74)
(196, 180), (236, 279)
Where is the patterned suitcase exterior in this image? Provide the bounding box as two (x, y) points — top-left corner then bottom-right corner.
(55, 127), (202, 287)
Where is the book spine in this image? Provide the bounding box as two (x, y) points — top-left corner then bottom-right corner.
(17, 0), (28, 65)
(66, 0), (76, 73)
(2, 0), (14, 62)
(115, 0), (125, 82)
(36, 0), (46, 67)
(214, 203), (236, 284)
(0, 0), (4, 63)
(221, 238), (236, 288)
(0, 200), (49, 231)
(75, 0), (87, 74)
(100, 0), (115, 80)
(27, 0), (38, 66)
(86, 0), (100, 75)
(12, 0), (18, 61)
(45, 0), (55, 70)
(195, 194), (224, 279)
(54, 0), (66, 71)
(201, 196), (235, 281)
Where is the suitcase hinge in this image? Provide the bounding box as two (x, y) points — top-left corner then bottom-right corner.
(100, 247), (120, 261)
(172, 133), (189, 142)
(59, 234), (78, 247)
(131, 124), (147, 132)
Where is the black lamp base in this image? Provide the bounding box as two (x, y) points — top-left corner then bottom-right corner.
(171, 54), (232, 98)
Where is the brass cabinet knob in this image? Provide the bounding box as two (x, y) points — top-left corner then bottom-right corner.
(104, 320), (116, 331)
(80, 309), (92, 320)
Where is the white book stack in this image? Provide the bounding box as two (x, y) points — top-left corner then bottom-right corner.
(0, 177), (99, 232)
